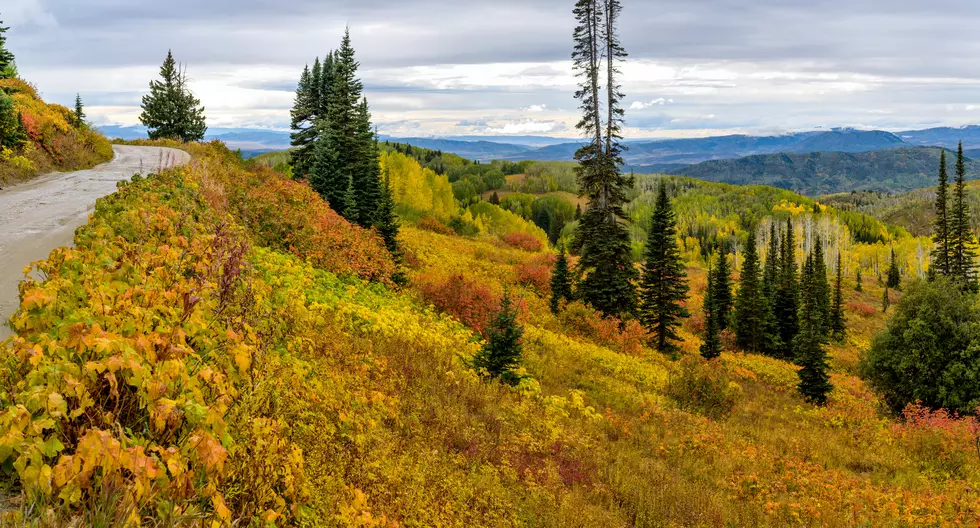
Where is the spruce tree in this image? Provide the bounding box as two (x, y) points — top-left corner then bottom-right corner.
(830, 252), (846, 341)
(701, 261), (722, 360)
(375, 168), (401, 262)
(932, 149), (951, 276)
(712, 247), (734, 330)
(774, 219), (800, 360)
(812, 237), (831, 333)
(763, 223), (780, 301)
(886, 248), (901, 290)
(0, 90), (25, 149)
(139, 51), (207, 142)
(734, 232), (778, 354)
(550, 244), (574, 314)
(639, 185), (689, 353)
(882, 286), (890, 313)
(572, 0), (637, 317)
(0, 18), (16, 79)
(73, 94), (85, 127)
(575, 203), (582, 220)
(490, 191), (500, 205)
(795, 253), (833, 405)
(471, 291), (525, 386)
(351, 99), (382, 228)
(289, 63), (318, 178)
(951, 142), (978, 289)
(311, 29), (368, 220)
(855, 266), (863, 292)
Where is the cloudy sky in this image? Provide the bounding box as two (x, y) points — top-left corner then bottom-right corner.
(6, 0), (980, 138)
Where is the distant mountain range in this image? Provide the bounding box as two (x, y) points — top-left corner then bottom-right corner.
(97, 124), (980, 194)
(670, 147), (978, 196)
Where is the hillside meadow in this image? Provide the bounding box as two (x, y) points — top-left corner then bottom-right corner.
(0, 141), (978, 526)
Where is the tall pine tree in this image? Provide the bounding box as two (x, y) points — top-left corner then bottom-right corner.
(701, 260), (722, 360)
(289, 63), (318, 178)
(812, 237), (831, 333)
(830, 252), (846, 341)
(550, 244), (574, 314)
(734, 232), (778, 354)
(712, 247), (734, 330)
(351, 99), (382, 228)
(311, 29), (370, 221)
(139, 51), (207, 142)
(855, 266), (863, 292)
(376, 167), (401, 262)
(932, 149), (951, 277)
(638, 185), (689, 353)
(571, 0), (637, 317)
(73, 94), (85, 127)
(951, 142), (977, 289)
(763, 224), (780, 301)
(774, 219), (800, 360)
(886, 247), (901, 290)
(795, 253), (833, 405)
(0, 17), (16, 79)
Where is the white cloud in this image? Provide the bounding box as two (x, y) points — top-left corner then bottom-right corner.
(523, 104), (548, 112)
(485, 120), (560, 134)
(629, 97), (673, 110)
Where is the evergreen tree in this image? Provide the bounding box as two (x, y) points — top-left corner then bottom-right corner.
(795, 253), (833, 405)
(701, 261), (722, 360)
(550, 244), (574, 314)
(882, 287), (890, 313)
(0, 17), (16, 79)
(548, 215), (564, 245)
(951, 142), (978, 289)
(572, 0), (637, 317)
(471, 291), (525, 386)
(855, 266), (863, 292)
(73, 94), (85, 127)
(812, 237), (831, 333)
(638, 185), (689, 353)
(886, 247), (901, 290)
(712, 247), (734, 330)
(763, 224), (780, 301)
(0, 90), (25, 149)
(490, 191), (500, 205)
(774, 219), (800, 360)
(351, 99), (382, 228)
(830, 252), (846, 341)
(932, 149), (951, 276)
(734, 232), (778, 354)
(289, 63), (318, 178)
(375, 168), (401, 262)
(311, 29), (369, 221)
(139, 51), (207, 142)
(575, 203), (582, 220)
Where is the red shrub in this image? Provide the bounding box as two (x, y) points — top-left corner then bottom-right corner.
(418, 274), (501, 334)
(847, 301), (877, 318)
(501, 232), (543, 252)
(514, 253), (556, 293)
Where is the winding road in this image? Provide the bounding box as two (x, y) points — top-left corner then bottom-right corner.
(0, 145), (190, 339)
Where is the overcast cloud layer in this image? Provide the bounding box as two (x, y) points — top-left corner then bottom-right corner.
(6, 0), (980, 137)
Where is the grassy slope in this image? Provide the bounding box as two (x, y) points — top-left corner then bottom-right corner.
(0, 79), (113, 186)
(1, 142), (977, 526)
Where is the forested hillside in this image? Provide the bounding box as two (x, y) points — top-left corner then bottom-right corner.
(671, 146), (979, 195)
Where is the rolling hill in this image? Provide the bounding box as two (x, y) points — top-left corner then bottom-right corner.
(669, 146), (977, 196)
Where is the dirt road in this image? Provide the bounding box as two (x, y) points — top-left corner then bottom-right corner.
(0, 145), (190, 339)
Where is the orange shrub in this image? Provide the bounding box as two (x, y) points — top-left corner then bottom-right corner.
(893, 403), (980, 479)
(501, 232), (543, 252)
(235, 174), (395, 284)
(418, 274), (500, 334)
(417, 214), (455, 236)
(514, 253), (556, 294)
(560, 301), (649, 355)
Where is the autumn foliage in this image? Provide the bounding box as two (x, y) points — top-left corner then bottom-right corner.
(0, 78), (112, 184)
